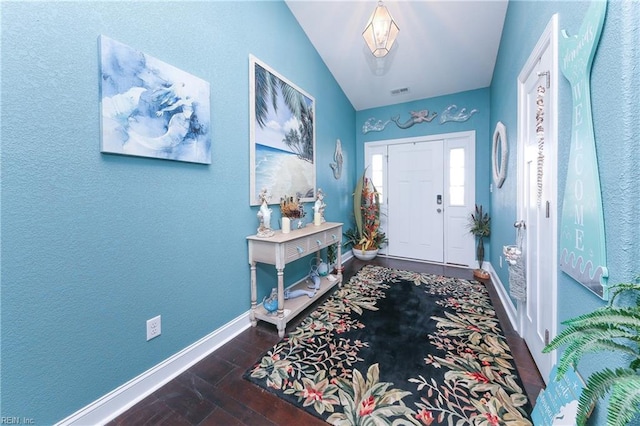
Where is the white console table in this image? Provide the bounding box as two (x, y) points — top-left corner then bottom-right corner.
(247, 222), (342, 337)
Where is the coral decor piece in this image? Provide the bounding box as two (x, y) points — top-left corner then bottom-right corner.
(344, 170), (387, 253)
(279, 194), (306, 219)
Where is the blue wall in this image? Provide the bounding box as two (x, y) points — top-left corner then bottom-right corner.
(0, 1), (355, 423)
(356, 88), (492, 257)
(490, 1), (639, 423)
(2, 0), (639, 424)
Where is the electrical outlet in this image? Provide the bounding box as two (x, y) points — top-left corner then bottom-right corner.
(146, 315), (161, 341)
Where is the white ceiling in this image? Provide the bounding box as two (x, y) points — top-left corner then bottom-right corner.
(285, 0), (508, 111)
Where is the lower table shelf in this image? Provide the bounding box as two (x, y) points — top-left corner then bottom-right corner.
(252, 273), (341, 334)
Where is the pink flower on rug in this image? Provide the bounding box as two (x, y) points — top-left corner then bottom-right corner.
(484, 412), (500, 426)
(359, 395), (376, 416)
(303, 386), (323, 402)
(415, 409), (434, 425)
(466, 371), (490, 383)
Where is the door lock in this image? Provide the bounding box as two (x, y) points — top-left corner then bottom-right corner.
(436, 194), (442, 205)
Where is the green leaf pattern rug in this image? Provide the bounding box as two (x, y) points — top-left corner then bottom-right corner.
(245, 265), (533, 425)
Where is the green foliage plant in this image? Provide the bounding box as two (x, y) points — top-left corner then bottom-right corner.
(543, 276), (640, 426)
(468, 204), (491, 238)
(468, 204), (491, 270)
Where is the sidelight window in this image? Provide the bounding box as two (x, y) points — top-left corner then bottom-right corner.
(449, 148), (465, 206)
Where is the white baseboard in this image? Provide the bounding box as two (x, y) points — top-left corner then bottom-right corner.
(55, 255), (354, 425)
(485, 262), (519, 332)
(56, 311), (251, 426)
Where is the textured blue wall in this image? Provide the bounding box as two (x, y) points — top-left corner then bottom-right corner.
(355, 88), (492, 257)
(490, 1), (639, 423)
(3, 1), (639, 424)
(0, 1), (355, 423)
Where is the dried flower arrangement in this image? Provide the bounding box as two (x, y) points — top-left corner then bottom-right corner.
(280, 195), (306, 219)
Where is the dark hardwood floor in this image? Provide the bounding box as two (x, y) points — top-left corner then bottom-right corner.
(108, 257), (544, 425)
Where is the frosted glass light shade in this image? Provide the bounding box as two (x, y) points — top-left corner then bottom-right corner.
(362, 1), (399, 58)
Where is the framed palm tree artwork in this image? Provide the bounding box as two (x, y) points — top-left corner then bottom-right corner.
(249, 55), (316, 206)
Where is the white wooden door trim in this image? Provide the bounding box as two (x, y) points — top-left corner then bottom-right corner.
(516, 14), (559, 382)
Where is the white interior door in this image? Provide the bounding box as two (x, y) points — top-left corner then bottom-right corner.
(387, 141), (444, 262)
(517, 15), (558, 382)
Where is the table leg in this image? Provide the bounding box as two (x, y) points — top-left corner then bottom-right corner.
(337, 241), (343, 287)
(276, 267), (285, 337)
(249, 262), (257, 327)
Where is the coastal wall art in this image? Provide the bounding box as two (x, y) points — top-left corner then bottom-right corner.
(99, 35), (211, 164)
(558, 1), (609, 298)
(249, 55), (316, 206)
(361, 104), (478, 134)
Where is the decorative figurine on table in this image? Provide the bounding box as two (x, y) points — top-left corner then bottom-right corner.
(284, 288), (315, 299)
(262, 288), (278, 314)
(313, 188), (326, 226)
(256, 188), (275, 238)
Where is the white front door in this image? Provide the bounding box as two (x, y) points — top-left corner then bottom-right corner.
(371, 132), (475, 266)
(387, 141), (444, 261)
(517, 15), (558, 382)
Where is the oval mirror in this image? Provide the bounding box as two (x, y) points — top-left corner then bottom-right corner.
(492, 121), (508, 188)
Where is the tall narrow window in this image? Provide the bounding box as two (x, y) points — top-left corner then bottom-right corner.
(449, 148), (465, 206)
(371, 153), (384, 204)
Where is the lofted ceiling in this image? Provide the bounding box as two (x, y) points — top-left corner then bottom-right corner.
(285, 0), (508, 111)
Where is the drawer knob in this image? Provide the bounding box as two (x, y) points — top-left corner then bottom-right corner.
(317, 239), (322, 245)
(331, 234), (337, 240)
(296, 246), (304, 254)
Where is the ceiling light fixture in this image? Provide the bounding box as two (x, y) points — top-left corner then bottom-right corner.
(362, 0), (400, 58)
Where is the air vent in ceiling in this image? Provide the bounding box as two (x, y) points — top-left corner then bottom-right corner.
(391, 87), (409, 95)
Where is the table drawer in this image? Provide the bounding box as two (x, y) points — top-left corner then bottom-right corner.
(312, 230), (341, 250)
(284, 238), (309, 261)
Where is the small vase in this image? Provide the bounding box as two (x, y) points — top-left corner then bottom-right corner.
(352, 248), (379, 261)
(476, 237), (485, 270)
(281, 217), (291, 233)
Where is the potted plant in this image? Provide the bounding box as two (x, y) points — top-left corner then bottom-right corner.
(344, 169), (387, 260)
(327, 242), (339, 273)
(543, 276), (640, 425)
(468, 204), (490, 279)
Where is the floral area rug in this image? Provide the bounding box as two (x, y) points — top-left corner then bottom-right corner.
(244, 265), (533, 425)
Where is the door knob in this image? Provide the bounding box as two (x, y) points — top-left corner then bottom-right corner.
(437, 208), (442, 213)
(514, 220), (526, 229)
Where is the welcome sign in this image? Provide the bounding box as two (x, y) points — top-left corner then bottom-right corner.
(559, 1), (609, 299)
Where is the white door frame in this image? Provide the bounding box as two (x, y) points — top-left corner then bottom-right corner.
(365, 131), (476, 266)
(516, 14), (559, 381)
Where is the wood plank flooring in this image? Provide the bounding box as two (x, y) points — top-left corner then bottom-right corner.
(108, 257), (544, 425)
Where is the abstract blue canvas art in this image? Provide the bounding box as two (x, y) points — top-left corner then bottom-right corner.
(99, 35), (211, 164)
